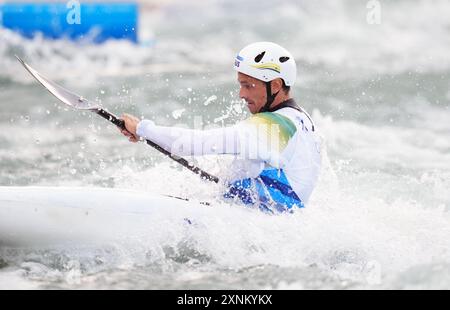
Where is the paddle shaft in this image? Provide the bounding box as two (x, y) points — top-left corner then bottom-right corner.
(95, 108), (220, 183)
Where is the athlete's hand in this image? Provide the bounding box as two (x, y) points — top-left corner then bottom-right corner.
(119, 113), (140, 143)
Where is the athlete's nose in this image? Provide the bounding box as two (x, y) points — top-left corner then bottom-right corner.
(239, 87), (247, 100)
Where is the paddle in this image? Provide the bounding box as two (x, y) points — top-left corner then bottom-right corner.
(16, 56), (219, 183)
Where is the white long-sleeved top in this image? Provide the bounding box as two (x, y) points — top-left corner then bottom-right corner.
(136, 107), (322, 207)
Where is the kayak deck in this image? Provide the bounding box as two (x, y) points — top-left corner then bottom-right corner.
(0, 186), (207, 247)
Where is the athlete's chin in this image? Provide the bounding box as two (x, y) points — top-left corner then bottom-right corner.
(247, 103), (258, 114)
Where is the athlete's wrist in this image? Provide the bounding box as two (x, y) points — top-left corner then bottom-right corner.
(136, 119), (155, 139)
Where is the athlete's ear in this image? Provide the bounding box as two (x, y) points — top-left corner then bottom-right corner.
(271, 78), (283, 94)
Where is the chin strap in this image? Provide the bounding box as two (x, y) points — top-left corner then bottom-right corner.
(259, 81), (280, 113)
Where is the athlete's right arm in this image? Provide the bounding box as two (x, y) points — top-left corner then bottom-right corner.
(124, 113), (285, 164)
(135, 119), (242, 157)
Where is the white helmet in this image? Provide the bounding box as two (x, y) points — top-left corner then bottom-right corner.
(234, 42), (296, 86)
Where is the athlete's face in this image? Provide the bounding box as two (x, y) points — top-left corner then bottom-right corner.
(237, 72), (267, 114)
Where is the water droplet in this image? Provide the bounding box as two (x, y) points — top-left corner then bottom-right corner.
(203, 95), (217, 106)
(70, 169), (77, 175)
(187, 87), (192, 92)
(233, 104), (242, 114)
(172, 109), (185, 119)
(99, 162), (106, 170)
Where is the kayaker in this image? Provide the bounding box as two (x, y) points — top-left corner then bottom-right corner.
(119, 42), (322, 213)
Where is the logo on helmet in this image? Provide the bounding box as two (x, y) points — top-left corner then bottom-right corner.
(235, 55), (244, 68)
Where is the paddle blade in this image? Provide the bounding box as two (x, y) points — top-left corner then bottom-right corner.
(15, 56), (100, 110)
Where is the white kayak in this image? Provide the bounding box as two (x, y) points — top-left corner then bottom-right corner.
(0, 186), (223, 247)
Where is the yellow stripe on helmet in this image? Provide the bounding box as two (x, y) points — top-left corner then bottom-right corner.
(251, 63), (281, 73)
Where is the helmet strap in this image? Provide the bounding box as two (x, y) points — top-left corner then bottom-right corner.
(259, 81), (280, 113)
